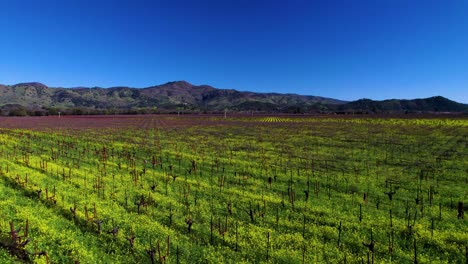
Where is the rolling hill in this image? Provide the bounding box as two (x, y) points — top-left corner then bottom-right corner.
(0, 81), (466, 115)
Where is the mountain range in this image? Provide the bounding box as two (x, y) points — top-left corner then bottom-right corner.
(0, 81), (466, 115)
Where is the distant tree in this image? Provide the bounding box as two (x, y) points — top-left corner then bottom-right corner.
(9, 106), (28, 116)
(34, 110), (46, 116)
(47, 107), (59, 116)
(72, 108), (84, 115)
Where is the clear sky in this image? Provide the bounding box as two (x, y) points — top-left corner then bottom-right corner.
(1, 0), (467, 103)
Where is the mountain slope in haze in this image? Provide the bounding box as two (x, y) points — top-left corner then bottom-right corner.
(0, 81), (466, 114)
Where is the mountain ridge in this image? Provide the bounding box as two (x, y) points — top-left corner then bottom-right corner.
(0, 81), (466, 115)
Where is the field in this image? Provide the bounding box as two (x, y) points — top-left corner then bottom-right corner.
(0, 115), (466, 263)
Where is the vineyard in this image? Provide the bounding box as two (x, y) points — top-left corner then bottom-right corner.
(0, 115), (466, 263)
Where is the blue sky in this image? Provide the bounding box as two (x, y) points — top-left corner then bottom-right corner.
(0, 0), (467, 103)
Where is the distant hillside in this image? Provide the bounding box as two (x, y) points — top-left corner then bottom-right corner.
(0, 81), (466, 115)
(0, 81), (343, 114)
(338, 96), (468, 113)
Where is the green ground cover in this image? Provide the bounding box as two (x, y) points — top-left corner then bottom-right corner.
(0, 116), (466, 263)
